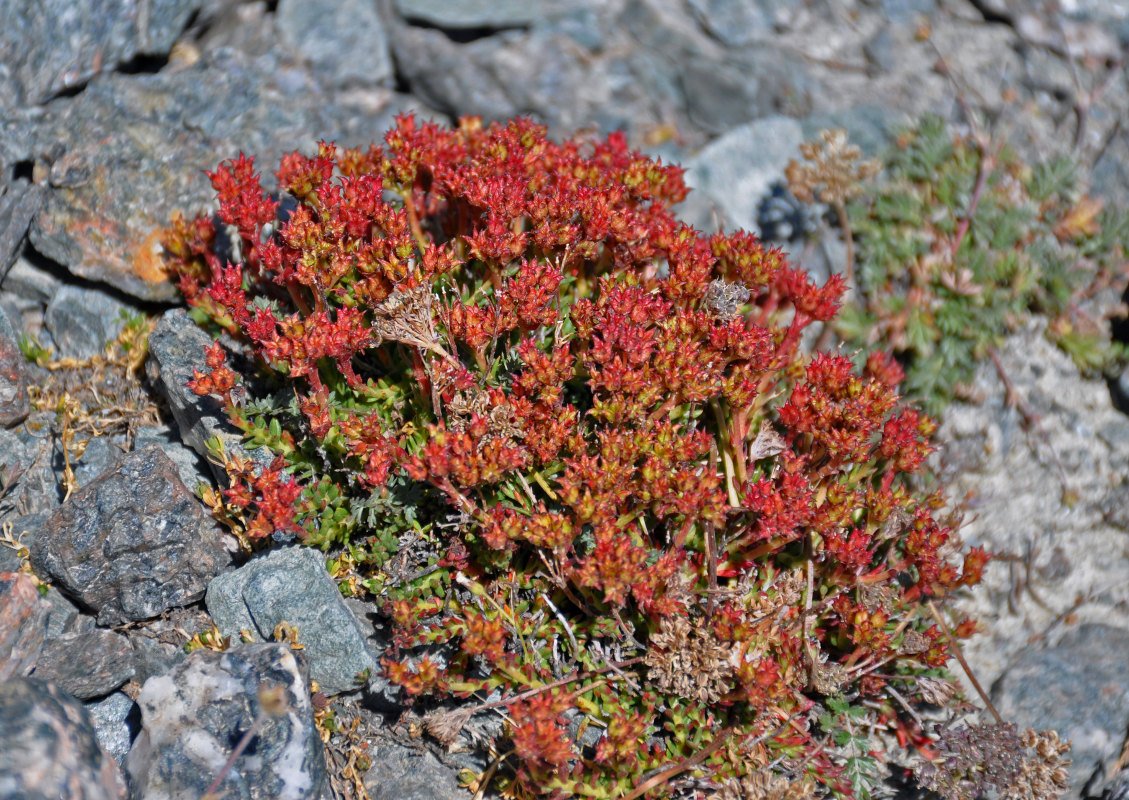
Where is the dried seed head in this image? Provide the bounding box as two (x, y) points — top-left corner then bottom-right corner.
(644, 615), (735, 704)
(423, 707), (473, 750)
(714, 771), (817, 800)
(703, 279), (751, 319)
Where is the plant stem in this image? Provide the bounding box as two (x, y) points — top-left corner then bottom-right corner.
(926, 599), (1002, 724)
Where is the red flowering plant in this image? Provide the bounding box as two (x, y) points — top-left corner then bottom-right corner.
(164, 116), (988, 799)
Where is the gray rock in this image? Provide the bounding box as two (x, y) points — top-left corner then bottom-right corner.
(146, 309), (246, 483)
(992, 624), (1129, 797)
(0, 178), (45, 281)
(0, 571), (50, 681)
(276, 0), (393, 87)
(800, 104), (902, 158)
(207, 546), (382, 697)
(85, 691), (139, 767)
(0, 677), (127, 800)
(684, 115), (805, 234)
(863, 25), (897, 75)
(875, 0), (936, 25)
(16, 46), (407, 301)
(42, 584), (89, 638)
(362, 739), (465, 800)
(44, 284), (131, 360)
(128, 633), (187, 686)
(686, 0), (795, 46)
(32, 629), (136, 700)
(388, 26), (522, 124)
(0, 333), (29, 427)
(30, 445), (229, 625)
(126, 643), (327, 800)
(394, 0), (552, 29)
(0, 253), (62, 305)
(133, 424), (212, 492)
(72, 435), (126, 487)
(0, 0), (203, 105)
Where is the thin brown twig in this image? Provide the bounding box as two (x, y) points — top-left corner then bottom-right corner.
(927, 600), (1002, 724)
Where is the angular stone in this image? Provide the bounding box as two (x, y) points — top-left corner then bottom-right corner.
(126, 643), (327, 800)
(0, 178), (45, 280)
(133, 423), (211, 491)
(0, 678), (127, 800)
(0, 0), (203, 105)
(18, 51), (332, 301)
(362, 739), (465, 800)
(277, 0), (393, 87)
(30, 445), (229, 625)
(394, 0), (551, 29)
(0, 571), (50, 681)
(0, 334), (29, 427)
(992, 624), (1129, 797)
(145, 308), (247, 483)
(32, 629), (136, 700)
(207, 546), (381, 696)
(85, 691), (140, 767)
(44, 284), (132, 359)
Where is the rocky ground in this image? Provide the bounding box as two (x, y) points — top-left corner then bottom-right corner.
(2, 0), (1129, 798)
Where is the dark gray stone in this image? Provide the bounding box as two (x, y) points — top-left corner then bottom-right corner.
(0, 0), (203, 105)
(42, 584), (90, 638)
(0, 178), (45, 281)
(277, 0), (393, 87)
(32, 629), (136, 700)
(992, 624), (1129, 797)
(44, 284), (131, 360)
(133, 424), (211, 491)
(126, 643), (327, 800)
(362, 739), (465, 800)
(15, 46), (407, 301)
(0, 677), (127, 799)
(0, 571), (50, 681)
(686, 0), (791, 46)
(394, 0), (552, 29)
(1, 253), (62, 304)
(388, 26), (522, 124)
(0, 333), (29, 427)
(85, 691), (139, 767)
(30, 445), (229, 625)
(127, 633), (187, 686)
(207, 546), (382, 697)
(72, 435), (126, 487)
(145, 309), (246, 483)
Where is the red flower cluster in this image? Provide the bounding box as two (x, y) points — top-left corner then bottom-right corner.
(165, 115), (985, 798)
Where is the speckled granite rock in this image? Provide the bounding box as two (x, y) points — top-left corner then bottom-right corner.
(126, 643), (327, 800)
(0, 677), (127, 800)
(0, 571), (50, 680)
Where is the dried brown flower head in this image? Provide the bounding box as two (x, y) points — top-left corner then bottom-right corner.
(915, 721), (1071, 800)
(644, 615), (735, 704)
(785, 129), (880, 207)
(369, 284), (442, 354)
(703, 279), (751, 320)
(714, 771), (817, 800)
